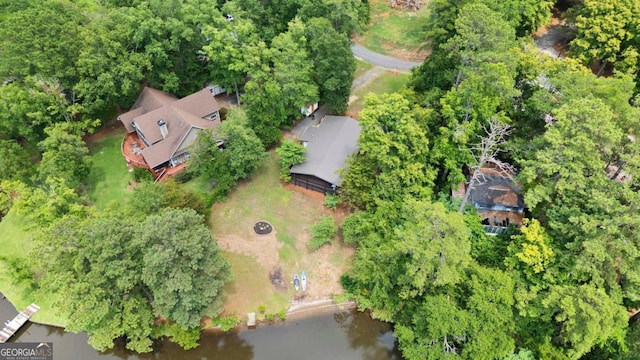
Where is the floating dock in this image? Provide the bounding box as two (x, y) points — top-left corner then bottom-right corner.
(0, 303), (40, 343)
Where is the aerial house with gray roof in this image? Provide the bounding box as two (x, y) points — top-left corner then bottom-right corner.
(118, 86), (221, 180)
(290, 115), (361, 194)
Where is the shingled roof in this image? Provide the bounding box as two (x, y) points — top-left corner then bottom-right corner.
(290, 115), (361, 186)
(118, 86), (220, 169)
(469, 168), (525, 211)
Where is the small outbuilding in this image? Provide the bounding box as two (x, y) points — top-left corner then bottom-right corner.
(290, 115), (361, 194)
(454, 167), (525, 235)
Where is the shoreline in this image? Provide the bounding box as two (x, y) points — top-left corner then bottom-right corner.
(286, 297), (357, 320)
(203, 297), (359, 333)
(2, 292), (360, 333)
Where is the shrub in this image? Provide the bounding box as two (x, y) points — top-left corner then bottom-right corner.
(276, 140), (306, 182)
(265, 313), (276, 321)
(309, 216), (337, 250)
(277, 310), (286, 321)
(324, 194), (340, 210)
(258, 305), (266, 314)
(213, 314), (238, 332)
(153, 324), (200, 350)
(133, 167), (155, 182)
(173, 168), (194, 183)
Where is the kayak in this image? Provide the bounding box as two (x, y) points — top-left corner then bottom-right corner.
(294, 274), (300, 292)
(301, 270), (307, 292)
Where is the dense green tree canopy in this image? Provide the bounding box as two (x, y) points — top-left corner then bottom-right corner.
(348, 0), (640, 358)
(570, 0), (640, 75)
(340, 93), (435, 210)
(36, 207), (230, 352)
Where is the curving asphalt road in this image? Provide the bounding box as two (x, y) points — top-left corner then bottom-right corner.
(351, 43), (422, 71)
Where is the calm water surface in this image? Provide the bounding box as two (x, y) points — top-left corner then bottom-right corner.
(0, 297), (402, 360)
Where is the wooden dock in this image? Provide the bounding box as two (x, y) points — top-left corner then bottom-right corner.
(247, 312), (256, 328)
(0, 303), (40, 343)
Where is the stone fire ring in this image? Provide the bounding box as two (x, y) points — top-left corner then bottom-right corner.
(253, 221), (273, 235)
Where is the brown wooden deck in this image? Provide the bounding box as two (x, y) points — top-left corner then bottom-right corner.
(122, 132), (190, 182)
(122, 132), (150, 169)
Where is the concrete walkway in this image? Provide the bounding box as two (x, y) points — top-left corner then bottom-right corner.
(351, 43), (422, 71)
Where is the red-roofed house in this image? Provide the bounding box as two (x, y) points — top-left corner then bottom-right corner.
(118, 87), (221, 179)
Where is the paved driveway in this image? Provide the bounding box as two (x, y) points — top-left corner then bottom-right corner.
(351, 44), (422, 71)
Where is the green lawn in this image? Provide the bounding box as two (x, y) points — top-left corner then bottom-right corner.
(86, 128), (134, 210)
(0, 211), (67, 326)
(348, 71), (411, 116)
(219, 252), (291, 321)
(357, 0), (430, 59)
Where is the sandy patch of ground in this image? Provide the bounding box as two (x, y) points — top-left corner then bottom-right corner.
(381, 43), (430, 61)
(217, 233), (282, 270)
(294, 241), (355, 300)
(286, 299), (357, 321)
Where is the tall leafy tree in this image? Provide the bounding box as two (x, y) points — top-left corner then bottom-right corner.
(191, 108), (266, 195)
(9, 177), (90, 227)
(346, 200), (516, 359)
(570, 0), (640, 76)
(340, 93), (435, 210)
(0, 1), (86, 90)
(297, 0), (368, 35)
(140, 208), (231, 328)
(37, 123), (92, 189)
(242, 42), (288, 146)
(74, 7), (152, 114)
(0, 140), (33, 182)
(201, 12), (259, 104)
(0, 77), (97, 144)
(36, 207), (231, 352)
(37, 213), (155, 352)
(305, 17), (355, 113)
(270, 20), (318, 121)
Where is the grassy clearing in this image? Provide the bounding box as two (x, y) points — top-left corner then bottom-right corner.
(209, 152), (353, 318)
(356, 0), (430, 60)
(219, 252), (291, 320)
(0, 211), (67, 325)
(182, 175), (213, 195)
(348, 71), (411, 116)
(86, 128), (133, 210)
(209, 153), (305, 241)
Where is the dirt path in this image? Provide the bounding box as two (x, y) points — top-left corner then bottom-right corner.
(351, 66), (386, 91)
(348, 66), (387, 107)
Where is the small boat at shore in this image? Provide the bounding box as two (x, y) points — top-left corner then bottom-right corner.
(294, 274), (300, 292)
(301, 270), (307, 292)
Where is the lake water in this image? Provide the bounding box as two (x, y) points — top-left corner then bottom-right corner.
(0, 296), (402, 360)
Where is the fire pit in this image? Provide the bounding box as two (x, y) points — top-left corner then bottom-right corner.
(253, 221), (273, 235)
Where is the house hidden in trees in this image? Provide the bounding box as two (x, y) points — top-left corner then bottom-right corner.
(118, 86), (221, 180)
(290, 115), (361, 194)
(454, 167), (525, 235)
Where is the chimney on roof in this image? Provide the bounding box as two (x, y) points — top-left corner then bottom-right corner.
(158, 119), (168, 139)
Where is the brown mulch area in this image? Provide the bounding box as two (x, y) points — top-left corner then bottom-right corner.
(282, 183), (327, 200)
(269, 267), (287, 291)
(83, 122), (123, 145)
